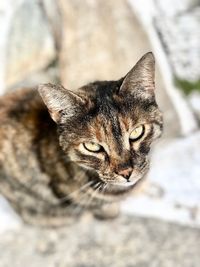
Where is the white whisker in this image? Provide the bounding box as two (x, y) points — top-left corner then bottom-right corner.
(81, 182), (102, 211)
(68, 181), (101, 215)
(59, 180), (93, 202)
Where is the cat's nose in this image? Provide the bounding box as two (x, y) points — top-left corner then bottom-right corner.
(117, 168), (132, 181)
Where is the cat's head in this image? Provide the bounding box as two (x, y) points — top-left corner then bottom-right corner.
(39, 52), (163, 188)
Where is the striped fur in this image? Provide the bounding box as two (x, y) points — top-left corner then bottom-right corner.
(0, 53), (163, 225)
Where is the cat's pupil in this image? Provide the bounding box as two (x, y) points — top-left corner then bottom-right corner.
(83, 142), (102, 152)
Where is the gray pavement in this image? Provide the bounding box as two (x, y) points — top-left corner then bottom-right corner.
(0, 214), (199, 267)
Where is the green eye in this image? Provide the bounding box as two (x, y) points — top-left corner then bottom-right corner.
(83, 142), (102, 152)
(130, 125), (145, 141)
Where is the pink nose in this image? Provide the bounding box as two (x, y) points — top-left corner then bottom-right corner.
(117, 168), (132, 180)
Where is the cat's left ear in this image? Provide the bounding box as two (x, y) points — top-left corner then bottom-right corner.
(119, 52), (155, 98)
(38, 83), (86, 123)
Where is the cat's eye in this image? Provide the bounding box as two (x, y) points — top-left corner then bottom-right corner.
(83, 142), (102, 152)
(129, 125), (145, 141)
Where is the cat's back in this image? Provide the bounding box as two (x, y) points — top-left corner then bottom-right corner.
(0, 87), (55, 131)
(0, 88), (55, 162)
(0, 89), (64, 220)
(0, 88), (45, 127)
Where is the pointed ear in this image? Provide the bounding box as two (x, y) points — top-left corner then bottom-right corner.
(119, 52), (155, 98)
(38, 83), (86, 123)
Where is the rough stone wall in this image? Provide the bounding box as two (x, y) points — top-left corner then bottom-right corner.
(154, 0), (200, 82)
(58, 0), (150, 89)
(1, 0), (199, 87)
(0, 0), (57, 93)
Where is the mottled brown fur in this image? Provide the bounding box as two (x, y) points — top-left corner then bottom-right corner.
(0, 53), (163, 226)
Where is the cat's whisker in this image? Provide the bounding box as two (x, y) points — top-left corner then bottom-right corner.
(59, 180), (93, 202)
(69, 190), (92, 215)
(63, 189), (88, 214)
(101, 183), (108, 194)
(79, 182), (101, 206)
(75, 182), (108, 216)
(92, 181), (101, 190)
(66, 181), (102, 215)
(80, 182), (102, 212)
(71, 181), (103, 215)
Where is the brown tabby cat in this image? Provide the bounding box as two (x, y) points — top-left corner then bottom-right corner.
(0, 52), (163, 226)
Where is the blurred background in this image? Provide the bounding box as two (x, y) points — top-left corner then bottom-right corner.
(0, 0), (200, 266)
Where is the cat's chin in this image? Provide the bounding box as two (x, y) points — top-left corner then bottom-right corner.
(87, 170), (146, 197)
(111, 181), (137, 187)
(108, 171), (145, 189)
(109, 178), (142, 191)
(101, 177), (145, 197)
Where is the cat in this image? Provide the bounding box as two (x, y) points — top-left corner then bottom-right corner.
(0, 52), (163, 226)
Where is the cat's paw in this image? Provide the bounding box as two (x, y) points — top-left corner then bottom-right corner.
(93, 203), (120, 220)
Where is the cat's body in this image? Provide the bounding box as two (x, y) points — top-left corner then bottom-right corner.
(0, 88), (75, 225)
(0, 53), (163, 226)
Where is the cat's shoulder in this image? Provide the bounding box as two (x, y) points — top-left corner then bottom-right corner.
(0, 87), (40, 108)
(0, 87), (47, 127)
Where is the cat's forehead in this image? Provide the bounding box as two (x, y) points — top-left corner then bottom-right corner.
(75, 80), (157, 142)
(85, 95), (156, 145)
(87, 105), (138, 147)
(88, 112), (126, 154)
(88, 94), (146, 126)
(83, 80), (151, 116)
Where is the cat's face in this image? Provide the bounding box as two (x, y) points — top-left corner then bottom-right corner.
(39, 52), (163, 189)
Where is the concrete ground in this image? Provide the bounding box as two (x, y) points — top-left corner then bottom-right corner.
(0, 214), (199, 267)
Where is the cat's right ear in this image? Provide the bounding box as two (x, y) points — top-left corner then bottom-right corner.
(119, 52), (155, 98)
(38, 83), (86, 123)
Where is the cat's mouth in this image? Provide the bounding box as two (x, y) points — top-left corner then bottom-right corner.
(107, 176), (144, 192)
(86, 166), (148, 197)
(89, 175), (145, 198)
(110, 180), (139, 187)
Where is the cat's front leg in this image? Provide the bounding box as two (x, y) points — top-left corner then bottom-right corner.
(92, 202), (120, 220)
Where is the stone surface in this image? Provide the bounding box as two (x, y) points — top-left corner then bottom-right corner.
(0, 196), (22, 234)
(154, 0), (200, 82)
(42, 0), (62, 51)
(188, 91), (200, 122)
(2, 0), (56, 89)
(0, 215), (199, 267)
(0, 0), (16, 94)
(9, 66), (59, 92)
(58, 0), (150, 89)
